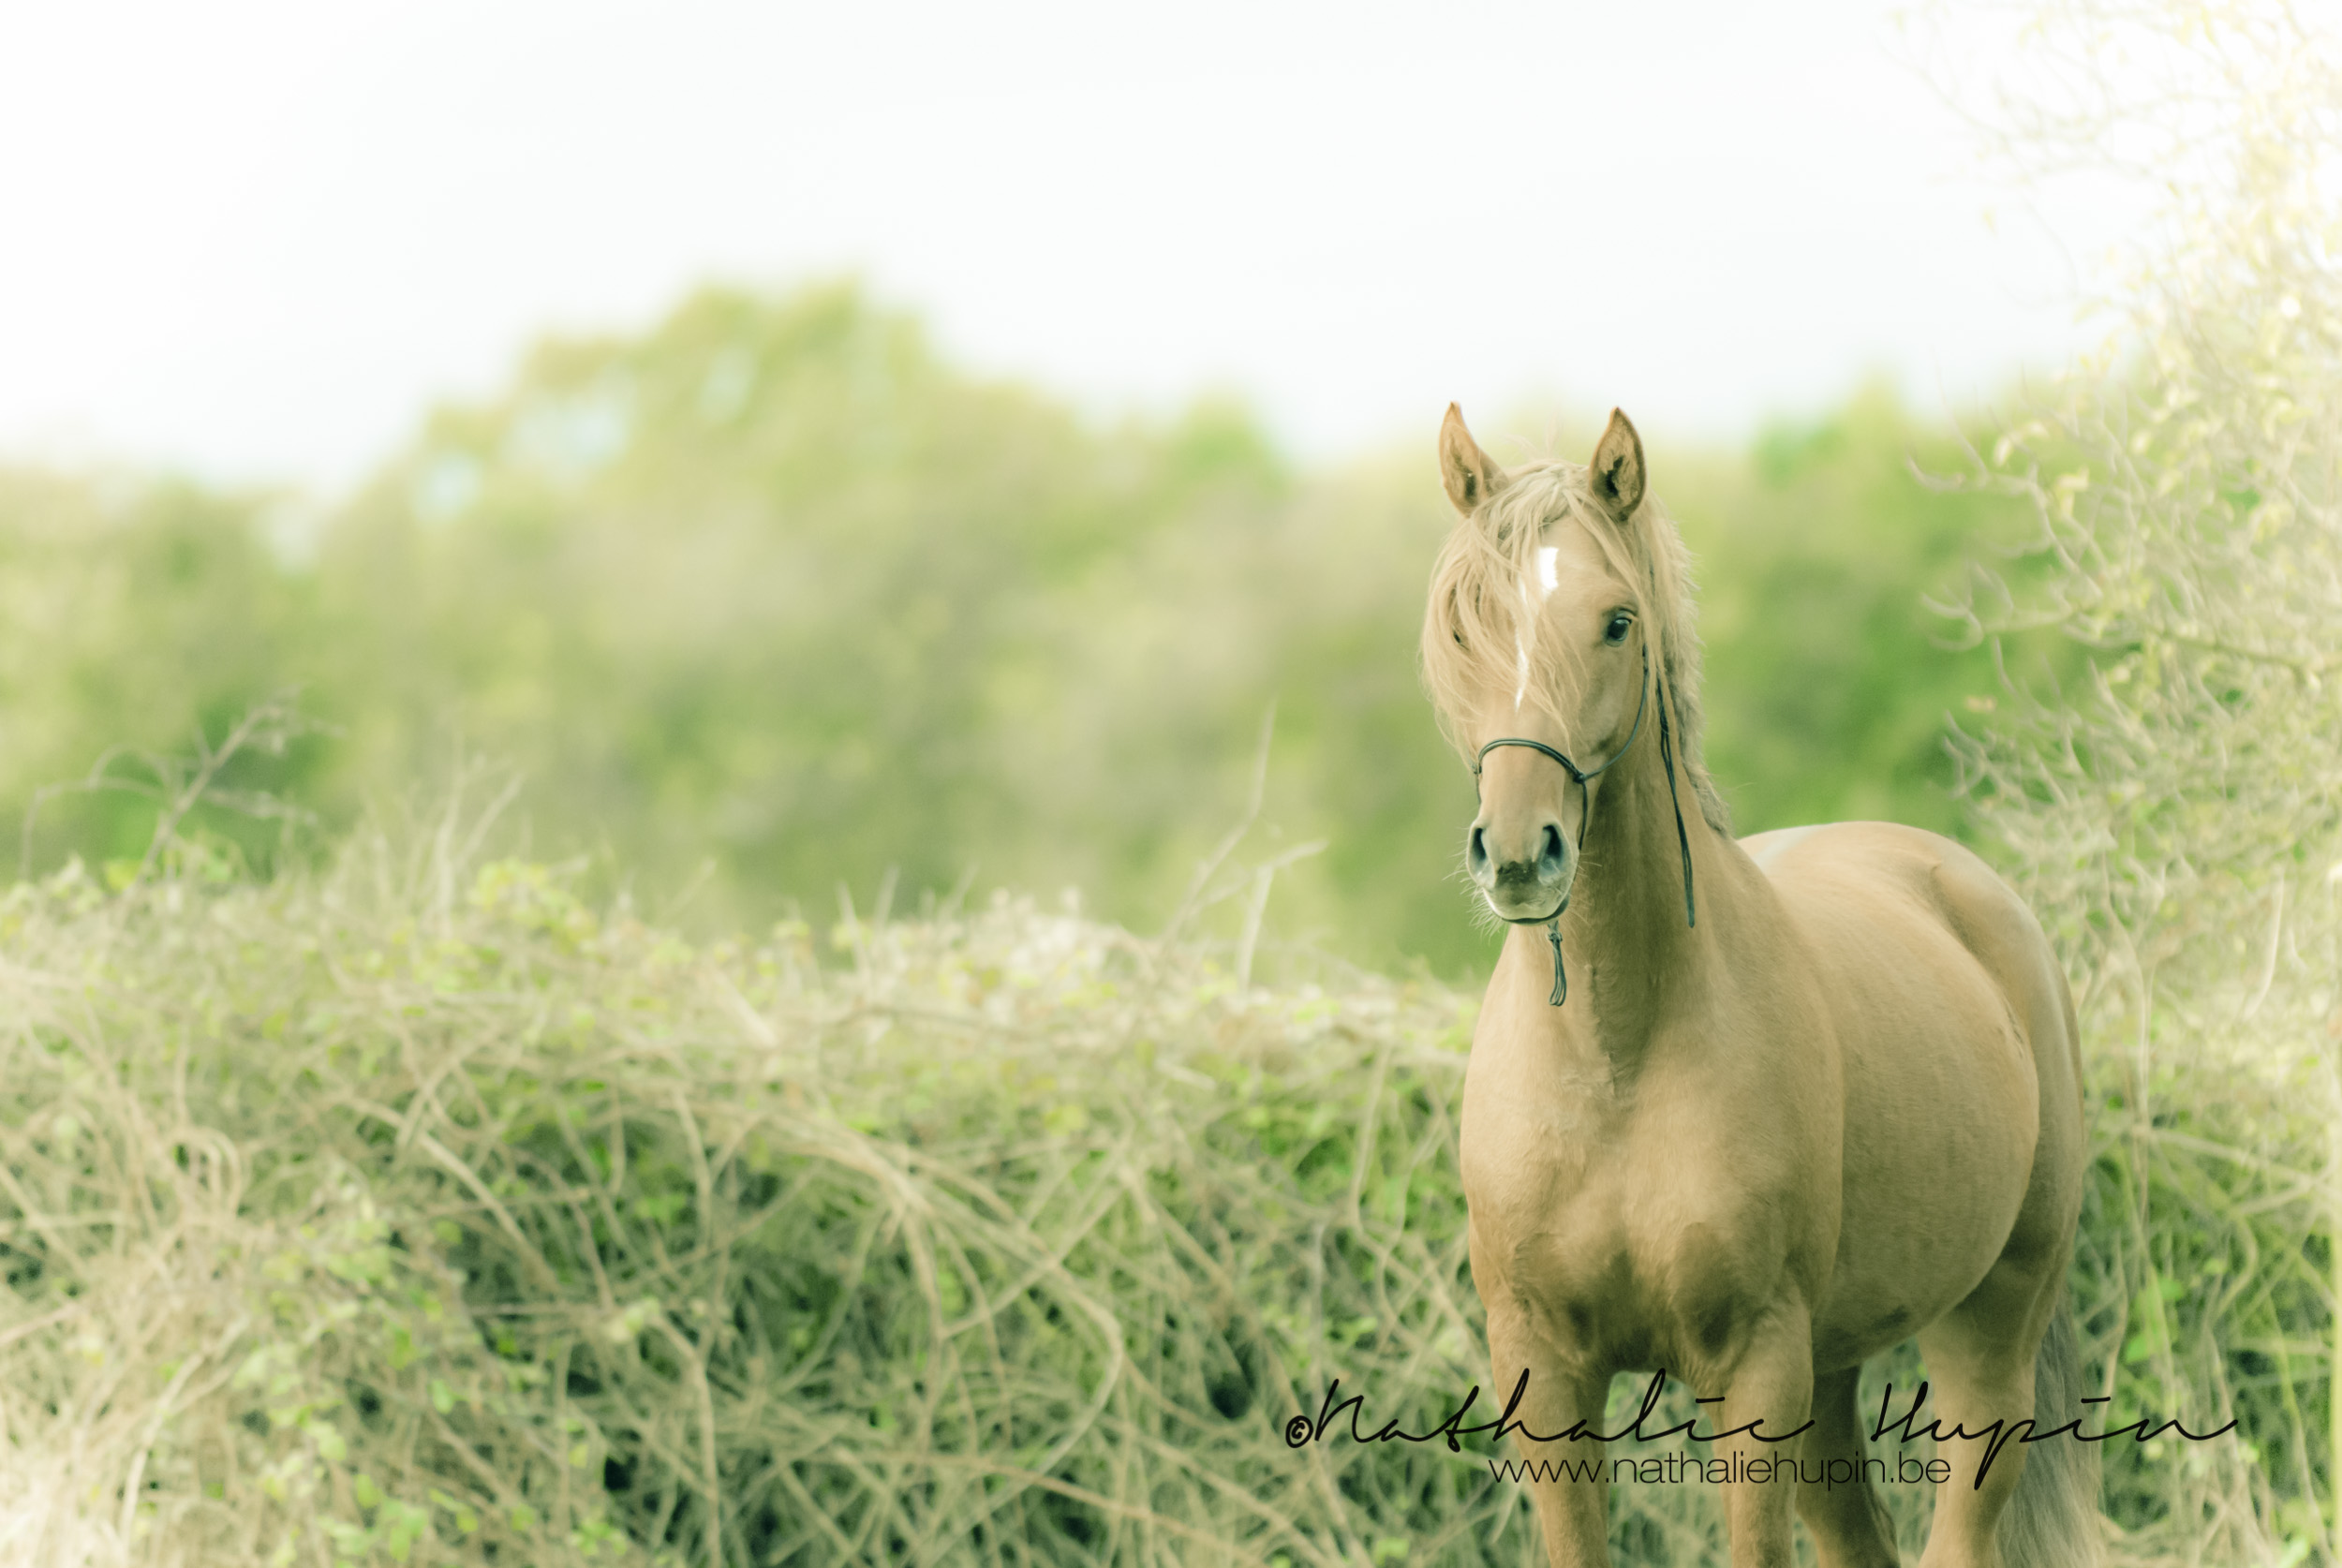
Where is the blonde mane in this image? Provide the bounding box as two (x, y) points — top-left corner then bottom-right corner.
(1419, 458), (1731, 835)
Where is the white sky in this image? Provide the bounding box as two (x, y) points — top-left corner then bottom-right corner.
(2, 1), (2149, 492)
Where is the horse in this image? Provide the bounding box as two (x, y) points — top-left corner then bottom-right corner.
(1418, 406), (2097, 1568)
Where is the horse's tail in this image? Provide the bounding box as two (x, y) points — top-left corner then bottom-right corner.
(1999, 1288), (2102, 1568)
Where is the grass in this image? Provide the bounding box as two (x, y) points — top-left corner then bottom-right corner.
(0, 819), (2327, 1566)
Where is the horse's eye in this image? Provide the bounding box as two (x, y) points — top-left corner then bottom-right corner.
(1605, 614), (1634, 645)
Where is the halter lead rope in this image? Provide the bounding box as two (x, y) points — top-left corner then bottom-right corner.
(1471, 645), (1697, 1007)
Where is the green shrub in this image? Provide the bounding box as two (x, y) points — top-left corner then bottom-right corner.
(0, 823), (2322, 1566)
(0, 836), (1525, 1566)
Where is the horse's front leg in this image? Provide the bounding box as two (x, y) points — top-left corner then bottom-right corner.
(1486, 1307), (1615, 1567)
(1713, 1304), (1816, 1568)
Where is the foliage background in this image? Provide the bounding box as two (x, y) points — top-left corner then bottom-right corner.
(0, 284), (2055, 980)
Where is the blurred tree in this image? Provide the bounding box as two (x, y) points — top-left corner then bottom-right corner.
(0, 467), (318, 877)
(1662, 379), (2068, 839)
(309, 283), (1299, 935)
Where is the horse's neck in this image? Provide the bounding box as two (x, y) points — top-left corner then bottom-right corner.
(1546, 734), (1711, 1064)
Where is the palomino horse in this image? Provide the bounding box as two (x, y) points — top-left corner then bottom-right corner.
(1420, 407), (2097, 1568)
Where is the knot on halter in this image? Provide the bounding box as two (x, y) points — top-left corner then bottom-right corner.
(1471, 646), (1697, 1007)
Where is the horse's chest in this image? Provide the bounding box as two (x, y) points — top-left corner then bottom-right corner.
(1465, 1112), (1788, 1375)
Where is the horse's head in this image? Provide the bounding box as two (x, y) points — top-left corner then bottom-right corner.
(1422, 404), (1656, 926)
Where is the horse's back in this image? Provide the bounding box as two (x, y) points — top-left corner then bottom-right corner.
(1734, 821), (2086, 1364)
(1741, 821), (2077, 1087)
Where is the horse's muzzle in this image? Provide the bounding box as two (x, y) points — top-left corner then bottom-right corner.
(1468, 816), (1573, 923)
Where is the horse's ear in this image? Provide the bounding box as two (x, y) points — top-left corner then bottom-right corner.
(1439, 404), (1508, 516)
(1589, 408), (1646, 521)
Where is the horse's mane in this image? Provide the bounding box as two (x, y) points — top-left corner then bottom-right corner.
(1419, 458), (1732, 836)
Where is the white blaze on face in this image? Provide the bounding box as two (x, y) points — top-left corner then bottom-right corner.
(1514, 546), (1561, 708)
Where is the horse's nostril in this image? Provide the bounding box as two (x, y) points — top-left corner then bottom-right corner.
(1542, 823), (1564, 869)
(1467, 826), (1489, 875)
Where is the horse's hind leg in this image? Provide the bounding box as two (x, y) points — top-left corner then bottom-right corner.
(1914, 1254), (2060, 1568)
(1795, 1365), (1899, 1568)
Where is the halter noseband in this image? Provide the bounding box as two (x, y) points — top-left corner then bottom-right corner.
(1471, 643), (1697, 1006)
